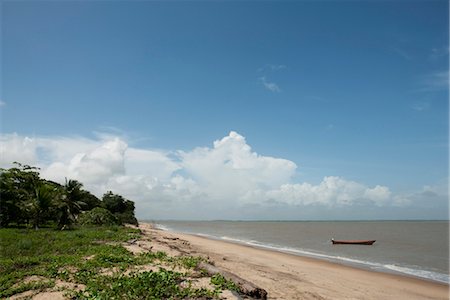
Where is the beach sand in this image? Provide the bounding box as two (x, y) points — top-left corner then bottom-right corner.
(139, 223), (449, 300)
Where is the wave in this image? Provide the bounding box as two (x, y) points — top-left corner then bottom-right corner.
(383, 264), (449, 284)
(215, 235), (449, 284)
(153, 223), (171, 231)
(152, 224), (449, 284)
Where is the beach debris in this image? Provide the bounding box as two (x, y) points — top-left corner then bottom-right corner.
(221, 289), (244, 300)
(197, 262), (267, 299)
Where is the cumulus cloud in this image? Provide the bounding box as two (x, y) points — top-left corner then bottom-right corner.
(264, 177), (391, 207)
(1, 131), (444, 220)
(180, 132), (295, 194)
(43, 138), (127, 184)
(0, 133), (40, 166)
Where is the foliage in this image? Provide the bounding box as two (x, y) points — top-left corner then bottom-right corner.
(211, 273), (240, 292)
(0, 162), (137, 229)
(81, 190), (102, 211)
(102, 191), (138, 225)
(2, 279), (55, 298)
(78, 207), (120, 226)
(0, 226), (140, 297)
(0, 162), (41, 227)
(55, 179), (85, 229)
(0, 226), (218, 299)
(114, 211), (139, 226)
(31, 181), (61, 229)
(74, 269), (215, 299)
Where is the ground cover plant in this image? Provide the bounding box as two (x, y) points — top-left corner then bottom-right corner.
(0, 163), (241, 299)
(0, 226), (224, 299)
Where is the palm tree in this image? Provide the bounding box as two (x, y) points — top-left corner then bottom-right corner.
(56, 179), (86, 229)
(29, 182), (55, 229)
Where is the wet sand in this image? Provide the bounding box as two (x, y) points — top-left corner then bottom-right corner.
(140, 223), (449, 300)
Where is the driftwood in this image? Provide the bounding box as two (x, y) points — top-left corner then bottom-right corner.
(197, 262), (267, 299)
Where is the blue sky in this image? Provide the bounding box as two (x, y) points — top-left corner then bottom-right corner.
(1, 1), (448, 220)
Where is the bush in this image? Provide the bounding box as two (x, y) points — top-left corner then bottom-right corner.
(78, 207), (120, 226)
(114, 211), (139, 226)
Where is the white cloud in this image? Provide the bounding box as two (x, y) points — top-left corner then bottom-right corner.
(43, 138), (127, 185)
(0, 133), (37, 166)
(264, 177), (391, 207)
(1, 131), (444, 220)
(257, 64), (285, 93)
(179, 131), (296, 200)
(0, 100), (6, 107)
(259, 76), (281, 92)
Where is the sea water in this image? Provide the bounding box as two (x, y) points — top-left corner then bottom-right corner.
(149, 220), (449, 284)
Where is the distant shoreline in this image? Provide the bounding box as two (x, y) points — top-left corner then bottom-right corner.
(146, 219), (450, 222)
(142, 222), (449, 299)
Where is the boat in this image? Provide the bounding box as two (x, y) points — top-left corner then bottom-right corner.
(331, 238), (376, 245)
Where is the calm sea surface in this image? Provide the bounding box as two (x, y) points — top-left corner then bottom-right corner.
(150, 220), (449, 283)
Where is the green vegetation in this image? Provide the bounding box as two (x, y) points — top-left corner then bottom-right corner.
(78, 207), (120, 226)
(211, 273), (240, 292)
(0, 163), (238, 299)
(74, 269), (214, 299)
(0, 162), (138, 229)
(0, 226), (222, 299)
(0, 226), (137, 298)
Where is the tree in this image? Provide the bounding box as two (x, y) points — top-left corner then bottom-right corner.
(78, 207), (120, 226)
(102, 191), (126, 214)
(102, 191), (138, 225)
(0, 162), (138, 228)
(116, 199), (138, 225)
(0, 163), (41, 227)
(81, 191), (102, 211)
(55, 179), (86, 229)
(0, 176), (21, 227)
(28, 182), (56, 229)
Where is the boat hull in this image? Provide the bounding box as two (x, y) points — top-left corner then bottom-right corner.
(331, 239), (376, 245)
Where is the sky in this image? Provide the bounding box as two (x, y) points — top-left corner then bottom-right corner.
(1, 0), (448, 220)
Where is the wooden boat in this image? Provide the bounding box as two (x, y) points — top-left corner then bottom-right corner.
(331, 238), (376, 245)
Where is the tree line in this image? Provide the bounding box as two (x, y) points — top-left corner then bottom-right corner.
(0, 162), (138, 229)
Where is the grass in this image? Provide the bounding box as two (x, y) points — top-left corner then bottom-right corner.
(0, 226), (223, 299)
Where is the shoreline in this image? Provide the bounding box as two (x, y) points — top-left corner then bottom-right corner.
(178, 230), (447, 285)
(141, 223), (449, 299)
(192, 232), (448, 285)
(153, 222), (449, 285)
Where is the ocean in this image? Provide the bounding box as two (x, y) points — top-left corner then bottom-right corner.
(150, 220), (449, 284)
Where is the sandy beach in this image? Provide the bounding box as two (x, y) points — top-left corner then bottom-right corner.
(139, 223), (449, 300)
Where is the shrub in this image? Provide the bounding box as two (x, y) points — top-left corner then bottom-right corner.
(114, 211), (139, 226)
(78, 207), (120, 226)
